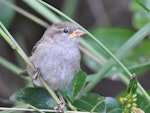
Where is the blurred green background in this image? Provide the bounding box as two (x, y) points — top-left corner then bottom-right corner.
(0, 0), (150, 107)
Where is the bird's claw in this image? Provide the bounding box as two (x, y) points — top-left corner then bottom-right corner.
(32, 68), (40, 80)
(54, 101), (66, 112)
(54, 91), (66, 112)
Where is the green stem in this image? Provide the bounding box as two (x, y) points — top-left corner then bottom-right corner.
(27, 104), (44, 113)
(137, 82), (150, 101)
(61, 0), (79, 18)
(0, 57), (22, 74)
(0, 21), (35, 70)
(39, 77), (60, 104)
(128, 61), (150, 71)
(0, 28), (14, 48)
(39, 78), (68, 112)
(135, 0), (150, 13)
(80, 39), (106, 64)
(23, 0), (62, 23)
(0, 0), (49, 28)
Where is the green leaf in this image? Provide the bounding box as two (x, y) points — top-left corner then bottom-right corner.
(130, 0), (150, 29)
(127, 75), (138, 94)
(144, 103), (150, 112)
(107, 108), (123, 113)
(129, 62), (150, 75)
(62, 70), (86, 102)
(107, 38), (150, 76)
(10, 87), (56, 109)
(83, 28), (135, 72)
(136, 92), (150, 110)
(123, 38), (150, 75)
(135, 0), (150, 12)
(133, 13), (150, 29)
(73, 93), (105, 112)
(83, 27), (150, 77)
(0, 0), (16, 28)
(105, 97), (121, 112)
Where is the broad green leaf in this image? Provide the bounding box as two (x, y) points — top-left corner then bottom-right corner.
(10, 87), (56, 109)
(73, 93), (105, 112)
(62, 70), (86, 102)
(83, 28), (135, 72)
(127, 75), (138, 94)
(83, 28), (150, 77)
(0, 0), (16, 28)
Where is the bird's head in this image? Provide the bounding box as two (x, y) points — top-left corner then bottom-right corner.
(45, 22), (85, 46)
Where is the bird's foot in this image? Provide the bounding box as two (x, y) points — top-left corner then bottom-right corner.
(32, 68), (40, 80)
(54, 91), (66, 112)
(54, 101), (66, 112)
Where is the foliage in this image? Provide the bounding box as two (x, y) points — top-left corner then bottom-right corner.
(130, 0), (150, 29)
(0, 0), (16, 28)
(10, 71), (121, 112)
(0, 0), (150, 113)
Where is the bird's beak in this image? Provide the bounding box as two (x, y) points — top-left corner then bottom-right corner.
(69, 29), (85, 38)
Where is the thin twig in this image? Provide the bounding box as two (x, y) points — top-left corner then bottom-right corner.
(0, 57), (23, 75)
(27, 104), (45, 113)
(0, 107), (92, 113)
(78, 45), (105, 65)
(39, 77), (60, 104)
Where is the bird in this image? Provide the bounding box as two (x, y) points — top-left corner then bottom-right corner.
(26, 21), (85, 110)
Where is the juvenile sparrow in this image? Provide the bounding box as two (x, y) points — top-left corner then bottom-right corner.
(27, 22), (85, 93)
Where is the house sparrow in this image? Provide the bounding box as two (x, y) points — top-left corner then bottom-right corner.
(27, 21), (85, 92)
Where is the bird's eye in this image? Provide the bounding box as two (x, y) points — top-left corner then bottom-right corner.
(63, 29), (69, 33)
